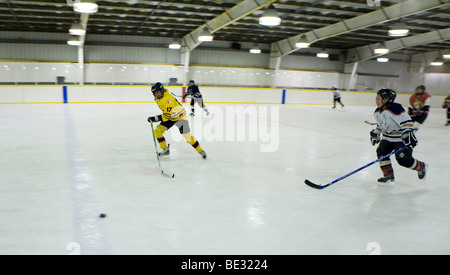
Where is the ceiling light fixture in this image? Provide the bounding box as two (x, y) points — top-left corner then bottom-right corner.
(295, 35), (310, 48)
(316, 49), (329, 58)
(259, 4), (281, 26)
(430, 57), (444, 66)
(73, 0), (98, 14)
(169, 39), (181, 49)
(249, 44), (261, 54)
(388, 22), (409, 37)
(374, 42), (389, 54)
(377, 57), (389, 63)
(67, 36), (82, 46)
(69, 23), (86, 35)
(198, 27), (213, 42)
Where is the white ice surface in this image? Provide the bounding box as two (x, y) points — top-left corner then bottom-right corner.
(0, 103), (449, 255)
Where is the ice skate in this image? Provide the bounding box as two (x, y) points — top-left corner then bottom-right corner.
(418, 163), (428, 180)
(377, 174), (395, 185)
(190, 112), (195, 117)
(158, 144), (170, 157)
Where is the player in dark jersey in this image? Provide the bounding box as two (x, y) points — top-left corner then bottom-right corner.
(183, 80), (210, 117)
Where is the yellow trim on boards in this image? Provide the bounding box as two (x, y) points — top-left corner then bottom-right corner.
(0, 102), (62, 105)
(0, 85), (65, 87)
(0, 101), (376, 106)
(0, 60), (76, 63)
(0, 85), (446, 97)
(0, 60), (181, 66)
(189, 64), (270, 70)
(83, 61), (181, 66)
(69, 101), (156, 104)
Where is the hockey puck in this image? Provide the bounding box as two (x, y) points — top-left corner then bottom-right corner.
(99, 213), (106, 218)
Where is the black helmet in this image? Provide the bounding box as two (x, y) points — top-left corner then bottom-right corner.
(151, 82), (164, 95)
(189, 80), (195, 84)
(416, 85), (426, 92)
(377, 88), (396, 105)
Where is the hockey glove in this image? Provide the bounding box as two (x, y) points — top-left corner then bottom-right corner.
(370, 129), (380, 146)
(401, 130), (418, 148)
(147, 115), (161, 123)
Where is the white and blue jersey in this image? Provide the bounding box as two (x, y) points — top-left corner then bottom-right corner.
(373, 102), (415, 142)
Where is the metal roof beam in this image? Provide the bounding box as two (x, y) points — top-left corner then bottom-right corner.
(347, 27), (450, 63)
(269, 0), (449, 63)
(4, 0), (23, 29)
(408, 49), (448, 72)
(180, 0), (276, 53)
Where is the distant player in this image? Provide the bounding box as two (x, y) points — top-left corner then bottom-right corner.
(370, 88), (427, 184)
(147, 82), (207, 159)
(331, 85), (344, 108)
(408, 85), (431, 127)
(443, 92), (450, 126)
(183, 80), (210, 116)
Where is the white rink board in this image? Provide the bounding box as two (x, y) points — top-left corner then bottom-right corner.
(0, 86), (446, 108)
(0, 86), (62, 103)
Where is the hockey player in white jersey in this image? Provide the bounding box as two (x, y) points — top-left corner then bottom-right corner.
(370, 88), (427, 184)
(332, 85), (344, 108)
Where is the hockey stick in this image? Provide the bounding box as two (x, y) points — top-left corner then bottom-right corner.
(364, 120), (377, 125)
(150, 122), (175, 178)
(170, 92), (192, 99)
(304, 145), (407, 189)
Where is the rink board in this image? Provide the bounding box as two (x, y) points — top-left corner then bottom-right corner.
(0, 85), (446, 108)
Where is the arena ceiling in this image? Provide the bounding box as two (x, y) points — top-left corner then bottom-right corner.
(1, 0), (449, 56)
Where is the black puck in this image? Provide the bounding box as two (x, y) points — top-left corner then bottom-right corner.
(99, 213), (106, 218)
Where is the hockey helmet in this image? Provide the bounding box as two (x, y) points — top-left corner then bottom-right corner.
(415, 85), (426, 93)
(377, 88), (396, 105)
(151, 82), (165, 97)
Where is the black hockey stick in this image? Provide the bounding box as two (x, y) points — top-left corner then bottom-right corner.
(304, 145), (407, 189)
(364, 120), (377, 125)
(150, 122), (175, 178)
(170, 92), (192, 99)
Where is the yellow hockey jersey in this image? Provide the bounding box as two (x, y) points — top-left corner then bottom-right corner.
(155, 89), (187, 121)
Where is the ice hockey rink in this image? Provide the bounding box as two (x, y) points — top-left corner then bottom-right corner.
(0, 102), (449, 255)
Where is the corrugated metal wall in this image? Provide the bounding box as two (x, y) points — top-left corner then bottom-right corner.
(0, 43), (77, 61)
(86, 33), (171, 45)
(0, 31), (67, 41)
(84, 45), (180, 63)
(190, 50), (269, 67)
(280, 55), (344, 72)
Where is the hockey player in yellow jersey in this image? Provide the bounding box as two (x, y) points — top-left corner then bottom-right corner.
(147, 82), (207, 159)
